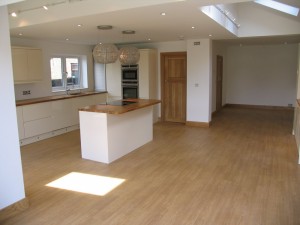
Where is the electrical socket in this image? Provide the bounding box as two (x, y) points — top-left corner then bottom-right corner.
(23, 90), (31, 95)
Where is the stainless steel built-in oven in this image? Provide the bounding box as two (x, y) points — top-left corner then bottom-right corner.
(121, 65), (138, 82)
(122, 65), (139, 99)
(122, 83), (138, 99)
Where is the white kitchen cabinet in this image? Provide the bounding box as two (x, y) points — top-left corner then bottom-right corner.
(72, 96), (96, 123)
(22, 102), (52, 138)
(16, 107), (24, 140)
(139, 49), (158, 99)
(106, 60), (122, 99)
(11, 46), (43, 84)
(22, 102), (51, 122)
(72, 94), (107, 122)
(139, 49), (159, 122)
(51, 99), (74, 130)
(91, 93), (107, 104)
(24, 117), (53, 138)
(17, 93), (107, 145)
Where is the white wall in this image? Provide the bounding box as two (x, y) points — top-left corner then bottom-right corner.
(187, 39), (212, 123)
(11, 37), (95, 100)
(0, 6), (25, 210)
(226, 44), (298, 106)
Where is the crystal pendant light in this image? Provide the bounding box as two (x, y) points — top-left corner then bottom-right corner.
(92, 43), (119, 64)
(119, 46), (140, 65)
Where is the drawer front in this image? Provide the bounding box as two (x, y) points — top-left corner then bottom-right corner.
(24, 117), (52, 138)
(23, 102), (51, 122)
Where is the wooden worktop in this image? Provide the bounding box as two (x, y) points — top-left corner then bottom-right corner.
(79, 99), (161, 115)
(16, 91), (106, 106)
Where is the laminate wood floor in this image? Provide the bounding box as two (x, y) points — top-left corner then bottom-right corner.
(2, 107), (300, 225)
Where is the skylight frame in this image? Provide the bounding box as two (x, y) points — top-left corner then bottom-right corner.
(254, 0), (299, 16)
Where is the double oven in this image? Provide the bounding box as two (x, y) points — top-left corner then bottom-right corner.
(121, 65), (139, 99)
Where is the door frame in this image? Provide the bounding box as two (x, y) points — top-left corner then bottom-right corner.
(160, 52), (187, 122)
(216, 55), (223, 112)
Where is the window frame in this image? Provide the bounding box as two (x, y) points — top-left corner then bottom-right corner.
(50, 55), (82, 92)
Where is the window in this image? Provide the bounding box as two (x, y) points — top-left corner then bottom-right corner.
(50, 56), (82, 91)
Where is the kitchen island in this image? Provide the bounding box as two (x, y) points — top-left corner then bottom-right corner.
(79, 99), (161, 164)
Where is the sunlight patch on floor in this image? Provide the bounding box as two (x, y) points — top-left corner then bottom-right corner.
(46, 172), (125, 196)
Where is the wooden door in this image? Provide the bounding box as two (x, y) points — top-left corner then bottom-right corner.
(216, 55), (223, 112)
(161, 52), (187, 123)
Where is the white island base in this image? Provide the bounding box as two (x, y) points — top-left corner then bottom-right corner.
(79, 107), (153, 164)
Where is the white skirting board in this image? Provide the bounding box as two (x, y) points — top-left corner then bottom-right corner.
(79, 107), (153, 164)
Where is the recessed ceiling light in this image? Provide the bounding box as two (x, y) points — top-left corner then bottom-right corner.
(122, 30), (135, 34)
(209, 34), (212, 37)
(66, 38), (69, 41)
(97, 25), (113, 30)
(43, 5), (48, 10)
(18, 33), (23, 36)
(148, 38), (151, 41)
(161, 12), (166, 16)
(11, 12), (17, 17)
(192, 26), (195, 29)
(77, 24), (82, 27)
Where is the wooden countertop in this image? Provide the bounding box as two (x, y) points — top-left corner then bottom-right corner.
(79, 99), (161, 115)
(16, 91), (106, 106)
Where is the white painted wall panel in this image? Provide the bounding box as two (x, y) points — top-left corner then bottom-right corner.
(226, 44), (298, 106)
(0, 5), (25, 210)
(187, 39), (212, 123)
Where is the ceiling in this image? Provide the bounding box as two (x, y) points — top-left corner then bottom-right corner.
(6, 0), (300, 46)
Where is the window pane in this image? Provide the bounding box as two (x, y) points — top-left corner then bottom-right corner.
(66, 58), (79, 86)
(50, 58), (63, 87)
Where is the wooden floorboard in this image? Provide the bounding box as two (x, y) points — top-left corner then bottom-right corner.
(2, 107), (300, 225)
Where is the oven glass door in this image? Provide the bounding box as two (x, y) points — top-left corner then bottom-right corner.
(122, 69), (138, 81)
(122, 85), (138, 99)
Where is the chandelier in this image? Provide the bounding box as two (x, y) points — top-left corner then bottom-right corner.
(92, 43), (119, 64)
(119, 46), (140, 65)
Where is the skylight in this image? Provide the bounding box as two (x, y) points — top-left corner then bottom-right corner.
(254, 0), (299, 16)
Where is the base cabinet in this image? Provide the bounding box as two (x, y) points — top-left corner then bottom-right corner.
(16, 107), (24, 140)
(16, 93), (106, 145)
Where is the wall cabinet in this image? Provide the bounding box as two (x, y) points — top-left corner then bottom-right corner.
(11, 46), (43, 84)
